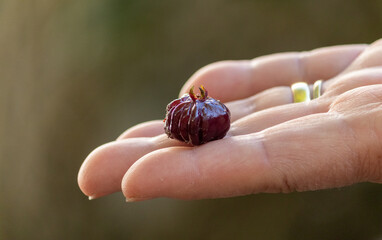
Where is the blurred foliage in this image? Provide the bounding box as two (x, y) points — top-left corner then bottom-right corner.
(0, 0), (382, 239)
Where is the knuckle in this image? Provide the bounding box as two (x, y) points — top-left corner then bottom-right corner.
(326, 68), (382, 98)
(358, 143), (382, 182)
(329, 84), (382, 113)
(271, 161), (299, 193)
(330, 86), (382, 182)
(367, 113), (382, 182)
(280, 174), (295, 193)
(370, 155), (382, 182)
(296, 51), (309, 80)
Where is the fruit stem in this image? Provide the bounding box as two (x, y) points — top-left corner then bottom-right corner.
(189, 85), (208, 101)
(189, 86), (197, 101)
(199, 85), (208, 99)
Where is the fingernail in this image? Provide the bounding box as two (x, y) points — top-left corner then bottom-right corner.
(125, 197), (151, 202)
(88, 196), (96, 200)
(125, 198), (137, 202)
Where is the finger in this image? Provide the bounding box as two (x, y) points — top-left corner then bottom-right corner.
(229, 100), (327, 136)
(179, 44), (366, 102)
(324, 67), (382, 97)
(121, 107), (373, 200)
(230, 67), (382, 135)
(78, 135), (188, 199)
(116, 45), (366, 141)
(117, 120), (164, 140)
(342, 39), (382, 74)
(225, 86), (293, 121)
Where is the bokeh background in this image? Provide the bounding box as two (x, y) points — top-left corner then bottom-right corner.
(1, 0), (382, 239)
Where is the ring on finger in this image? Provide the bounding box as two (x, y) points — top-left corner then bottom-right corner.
(291, 82), (311, 103)
(313, 80), (323, 99)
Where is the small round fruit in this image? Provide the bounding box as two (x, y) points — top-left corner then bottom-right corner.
(164, 86), (231, 145)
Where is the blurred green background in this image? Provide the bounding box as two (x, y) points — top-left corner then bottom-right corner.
(1, 0), (382, 239)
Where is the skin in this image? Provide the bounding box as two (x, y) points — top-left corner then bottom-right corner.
(78, 39), (382, 201)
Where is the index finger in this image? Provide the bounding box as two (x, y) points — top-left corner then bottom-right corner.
(121, 109), (368, 201)
(179, 44), (366, 102)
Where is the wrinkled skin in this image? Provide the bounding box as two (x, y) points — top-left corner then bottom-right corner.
(78, 39), (382, 202)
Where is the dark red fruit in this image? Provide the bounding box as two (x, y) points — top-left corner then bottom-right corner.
(164, 86), (231, 146)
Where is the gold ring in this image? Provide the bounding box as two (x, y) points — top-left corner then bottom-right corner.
(291, 82), (311, 103)
(313, 80), (323, 99)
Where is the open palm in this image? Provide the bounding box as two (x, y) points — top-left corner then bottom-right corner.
(78, 39), (382, 201)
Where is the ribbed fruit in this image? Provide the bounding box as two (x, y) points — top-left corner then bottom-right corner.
(164, 86), (230, 145)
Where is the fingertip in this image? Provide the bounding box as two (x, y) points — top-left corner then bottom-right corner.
(78, 143), (112, 198)
(179, 60), (252, 102)
(78, 139), (156, 199)
(78, 141), (128, 198)
(125, 197), (151, 202)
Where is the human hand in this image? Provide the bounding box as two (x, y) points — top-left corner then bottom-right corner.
(78, 39), (382, 201)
